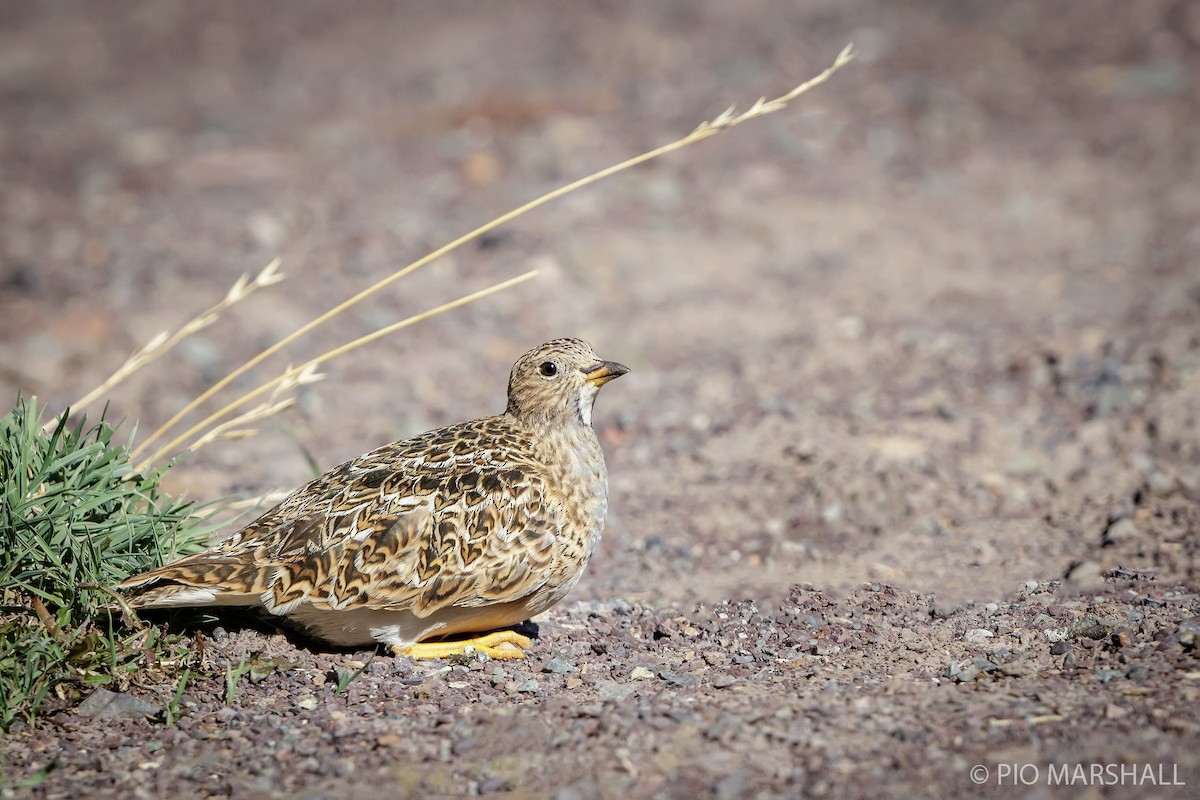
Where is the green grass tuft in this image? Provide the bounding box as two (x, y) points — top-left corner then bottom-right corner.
(0, 397), (214, 730)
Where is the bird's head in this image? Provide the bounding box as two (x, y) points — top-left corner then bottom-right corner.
(505, 338), (628, 427)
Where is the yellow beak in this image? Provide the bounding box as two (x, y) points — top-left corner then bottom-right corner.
(583, 360), (630, 387)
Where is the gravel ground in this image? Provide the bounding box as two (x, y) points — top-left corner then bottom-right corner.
(7, 580), (1200, 799)
(2, 1), (1199, 798)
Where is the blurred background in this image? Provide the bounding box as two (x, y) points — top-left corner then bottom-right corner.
(2, 0), (1197, 607)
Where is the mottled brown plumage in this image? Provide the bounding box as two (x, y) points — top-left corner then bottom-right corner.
(120, 338), (628, 658)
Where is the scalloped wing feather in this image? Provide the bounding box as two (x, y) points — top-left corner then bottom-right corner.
(122, 415), (566, 623)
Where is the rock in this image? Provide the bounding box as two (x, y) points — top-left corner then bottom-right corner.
(971, 657), (998, 674)
(869, 434), (927, 461)
(963, 628), (994, 644)
(1105, 703), (1129, 719)
(542, 657), (577, 674)
(1111, 628), (1133, 648)
(296, 695), (319, 711)
(1102, 516), (1139, 546)
(714, 769), (748, 800)
(76, 688), (159, 721)
(297, 757), (322, 774)
(931, 603), (962, 619)
(996, 660), (1031, 678)
(1173, 619), (1200, 651)
(1065, 560), (1107, 591)
(947, 660), (980, 683)
(1072, 617), (1113, 640)
(594, 681), (633, 702)
(664, 671), (700, 688)
(1147, 470), (1177, 496)
(516, 679), (540, 694)
(479, 777), (513, 794)
(629, 666), (655, 680)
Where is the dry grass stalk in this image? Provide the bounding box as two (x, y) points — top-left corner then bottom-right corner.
(689, 43), (855, 135)
(131, 44), (853, 464)
(138, 270), (539, 469)
(29, 595), (64, 642)
(225, 490), (293, 512)
(171, 363), (325, 462)
(50, 260), (283, 432)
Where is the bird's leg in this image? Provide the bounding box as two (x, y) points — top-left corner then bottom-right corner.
(392, 630), (534, 660)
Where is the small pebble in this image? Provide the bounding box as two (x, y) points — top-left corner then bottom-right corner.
(948, 661), (979, 683)
(479, 777), (513, 794)
(963, 628), (994, 644)
(667, 672), (700, 688)
(971, 657), (998, 673)
(595, 681), (633, 702)
(543, 658), (577, 674)
(76, 689), (159, 721)
(1105, 703), (1129, 719)
(1174, 621), (1199, 650)
(452, 737), (478, 756)
(714, 769), (748, 800)
(1102, 516), (1139, 545)
(931, 603), (961, 619)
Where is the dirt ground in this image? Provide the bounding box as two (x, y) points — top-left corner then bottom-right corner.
(3, 1), (1200, 798)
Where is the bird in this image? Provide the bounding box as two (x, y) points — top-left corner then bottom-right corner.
(120, 338), (628, 659)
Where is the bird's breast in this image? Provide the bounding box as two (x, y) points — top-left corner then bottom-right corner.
(540, 425), (608, 557)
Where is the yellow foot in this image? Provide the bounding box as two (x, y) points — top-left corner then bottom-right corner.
(394, 630), (534, 660)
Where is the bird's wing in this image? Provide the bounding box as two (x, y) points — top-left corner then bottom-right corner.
(347, 465), (560, 617)
(122, 418), (560, 616)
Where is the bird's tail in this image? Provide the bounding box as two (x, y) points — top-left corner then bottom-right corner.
(119, 556), (268, 609)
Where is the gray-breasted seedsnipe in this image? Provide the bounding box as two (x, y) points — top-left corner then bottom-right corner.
(120, 338), (628, 659)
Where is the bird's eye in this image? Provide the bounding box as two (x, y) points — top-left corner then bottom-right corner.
(538, 361), (558, 378)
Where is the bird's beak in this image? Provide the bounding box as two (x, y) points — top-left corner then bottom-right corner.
(583, 360), (630, 387)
